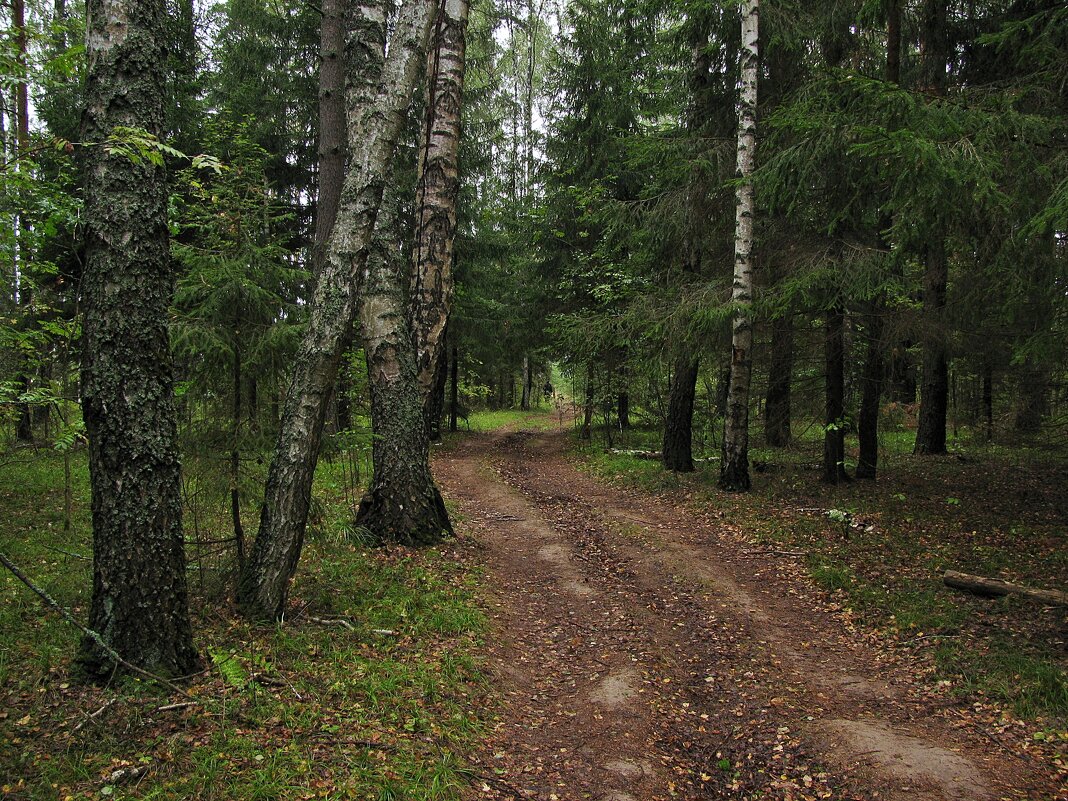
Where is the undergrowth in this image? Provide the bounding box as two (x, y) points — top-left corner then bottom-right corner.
(0, 448), (486, 800)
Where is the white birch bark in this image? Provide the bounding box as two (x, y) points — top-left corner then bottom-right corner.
(239, 0), (439, 620)
(719, 0), (758, 492)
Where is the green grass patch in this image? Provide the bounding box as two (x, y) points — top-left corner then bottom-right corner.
(0, 449), (487, 800)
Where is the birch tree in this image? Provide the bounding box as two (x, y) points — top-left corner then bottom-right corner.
(78, 0), (199, 676)
(719, 0), (758, 492)
(238, 0), (439, 621)
(411, 0), (470, 431)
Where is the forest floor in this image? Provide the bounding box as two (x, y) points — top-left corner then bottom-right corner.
(434, 415), (1067, 801)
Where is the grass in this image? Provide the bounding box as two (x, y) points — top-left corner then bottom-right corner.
(576, 416), (1068, 728)
(462, 406), (560, 433)
(0, 447), (486, 800)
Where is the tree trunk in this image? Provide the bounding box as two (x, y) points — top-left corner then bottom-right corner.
(231, 343), (245, 568)
(13, 0), (33, 444)
(313, 0), (346, 279)
(411, 0), (470, 432)
(617, 391), (630, 429)
(823, 306), (850, 484)
(449, 343), (459, 432)
(719, 0), (758, 492)
(914, 239), (948, 454)
(520, 354), (530, 409)
(581, 375), (593, 440)
(663, 355), (698, 473)
(426, 330), (448, 440)
(1014, 363), (1048, 433)
(354, 187), (452, 546)
(983, 360), (993, 441)
(914, 0), (949, 455)
(856, 305), (884, 480)
(78, 0), (198, 678)
(764, 313), (792, 446)
(238, 0), (439, 621)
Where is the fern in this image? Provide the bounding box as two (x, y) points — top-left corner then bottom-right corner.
(209, 649), (249, 690)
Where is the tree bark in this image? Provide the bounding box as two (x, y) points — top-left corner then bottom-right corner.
(354, 185), (452, 545)
(411, 0), (469, 432)
(581, 375), (593, 440)
(856, 305), (884, 479)
(823, 305), (850, 484)
(617, 391), (630, 429)
(943, 570), (1067, 606)
(982, 360), (993, 441)
(426, 328), (449, 440)
(238, 0), (439, 621)
(231, 342), (245, 568)
(663, 355), (698, 473)
(914, 239), (948, 454)
(914, 0), (949, 455)
(13, 0), (33, 444)
(313, 0), (346, 279)
(449, 342), (459, 432)
(719, 0), (758, 492)
(520, 354), (530, 409)
(78, 0), (198, 678)
(764, 313), (792, 447)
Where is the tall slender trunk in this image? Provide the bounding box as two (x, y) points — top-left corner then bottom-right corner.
(426, 329), (449, 440)
(914, 0), (949, 455)
(449, 343), (459, 432)
(411, 0), (469, 432)
(823, 306), (850, 484)
(314, 0), (346, 279)
(13, 0), (33, 443)
(856, 305), (884, 479)
(617, 391), (630, 429)
(78, 0), (198, 678)
(914, 240), (948, 454)
(856, 0), (900, 479)
(663, 355), (698, 472)
(764, 313), (792, 446)
(231, 343), (245, 568)
(238, 0), (439, 621)
(719, 0), (758, 492)
(982, 361), (993, 441)
(581, 375), (593, 440)
(520, 354), (530, 409)
(354, 183), (452, 545)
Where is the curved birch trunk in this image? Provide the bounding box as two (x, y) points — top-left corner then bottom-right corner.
(238, 0), (439, 621)
(719, 0), (758, 492)
(411, 0), (469, 430)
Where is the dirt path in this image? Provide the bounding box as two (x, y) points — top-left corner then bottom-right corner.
(433, 424), (1060, 801)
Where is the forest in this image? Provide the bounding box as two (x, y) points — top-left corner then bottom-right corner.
(1, 0), (1066, 798)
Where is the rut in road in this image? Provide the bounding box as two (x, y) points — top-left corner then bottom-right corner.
(433, 424), (1057, 801)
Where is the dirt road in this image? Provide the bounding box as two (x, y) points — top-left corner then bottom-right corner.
(433, 424), (1060, 801)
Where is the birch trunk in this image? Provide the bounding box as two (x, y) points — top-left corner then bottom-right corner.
(354, 175), (452, 545)
(719, 0), (758, 492)
(238, 0), (439, 621)
(79, 0), (198, 677)
(411, 0), (469, 430)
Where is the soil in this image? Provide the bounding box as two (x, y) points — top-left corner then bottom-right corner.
(433, 422), (1064, 801)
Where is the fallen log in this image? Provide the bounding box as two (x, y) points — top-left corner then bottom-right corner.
(943, 570), (1067, 607)
(605, 449), (661, 460)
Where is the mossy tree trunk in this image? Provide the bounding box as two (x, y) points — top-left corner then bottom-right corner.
(78, 0), (198, 678)
(355, 189), (452, 545)
(238, 0), (438, 621)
